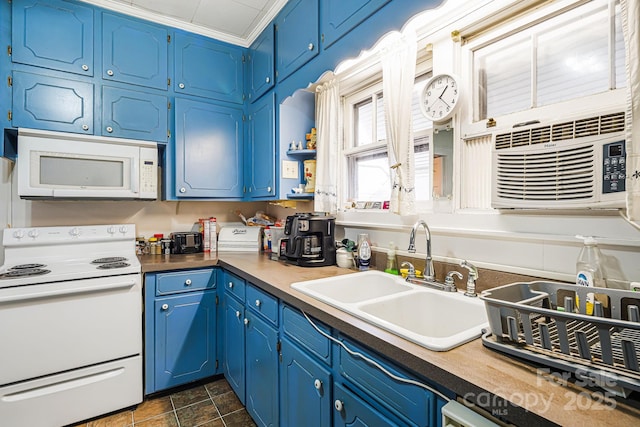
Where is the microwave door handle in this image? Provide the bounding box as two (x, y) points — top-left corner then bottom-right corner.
(131, 158), (139, 194)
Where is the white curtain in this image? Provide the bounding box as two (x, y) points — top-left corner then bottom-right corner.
(314, 79), (340, 214)
(381, 32), (418, 215)
(622, 0), (640, 223)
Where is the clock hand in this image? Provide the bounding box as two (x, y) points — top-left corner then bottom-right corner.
(438, 98), (450, 109)
(438, 85), (448, 99)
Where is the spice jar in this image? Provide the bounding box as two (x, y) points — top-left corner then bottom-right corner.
(148, 237), (160, 255)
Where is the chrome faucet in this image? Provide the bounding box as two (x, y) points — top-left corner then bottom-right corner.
(460, 260), (479, 297)
(407, 220), (435, 281)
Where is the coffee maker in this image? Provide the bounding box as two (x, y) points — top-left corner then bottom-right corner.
(281, 213), (336, 267)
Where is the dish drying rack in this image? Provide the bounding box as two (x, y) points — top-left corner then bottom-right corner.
(480, 281), (640, 397)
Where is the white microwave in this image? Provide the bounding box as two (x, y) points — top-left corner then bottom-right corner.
(17, 128), (158, 200)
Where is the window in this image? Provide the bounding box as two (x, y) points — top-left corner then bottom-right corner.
(473, 0), (626, 120)
(345, 74), (432, 205)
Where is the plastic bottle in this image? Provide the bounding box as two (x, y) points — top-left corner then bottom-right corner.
(357, 233), (371, 271)
(384, 242), (398, 275)
(575, 236), (606, 315)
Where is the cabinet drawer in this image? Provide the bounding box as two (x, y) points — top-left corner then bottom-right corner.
(281, 304), (331, 365)
(338, 337), (433, 427)
(246, 283), (278, 325)
(156, 268), (216, 295)
(222, 270), (246, 301)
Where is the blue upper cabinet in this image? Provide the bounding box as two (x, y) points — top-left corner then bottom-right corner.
(247, 24), (275, 103)
(102, 86), (168, 142)
(246, 93), (276, 199)
(275, 0), (319, 83)
(11, 0), (94, 76)
(12, 71), (93, 134)
(174, 32), (245, 104)
(320, 0), (390, 49)
(102, 13), (169, 91)
(174, 98), (243, 199)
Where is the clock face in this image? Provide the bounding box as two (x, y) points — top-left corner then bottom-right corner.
(420, 74), (460, 122)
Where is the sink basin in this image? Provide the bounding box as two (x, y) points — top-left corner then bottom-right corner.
(291, 270), (489, 351)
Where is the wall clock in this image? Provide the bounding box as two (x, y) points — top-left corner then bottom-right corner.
(419, 73), (461, 122)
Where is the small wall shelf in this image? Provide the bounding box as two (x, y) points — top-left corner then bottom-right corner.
(286, 149), (316, 158)
(286, 193), (314, 200)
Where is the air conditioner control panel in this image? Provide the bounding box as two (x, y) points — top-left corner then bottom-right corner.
(602, 141), (626, 194)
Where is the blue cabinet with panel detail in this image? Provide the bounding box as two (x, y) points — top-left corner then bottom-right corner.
(173, 98), (243, 199)
(320, 0), (390, 49)
(102, 13), (168, 91)
(12, 71), (94, 134)
(144, 268), (218, 395)
(101, 85), (167, 141)
(174, 32), (245, 104)
(245, 92), (276, 199)
(11, 0), (94, 76)
(247, 24), (275, 102)
(275, 0), (319, 83)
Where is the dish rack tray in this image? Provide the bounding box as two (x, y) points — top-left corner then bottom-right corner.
(480, 281), (640, 397)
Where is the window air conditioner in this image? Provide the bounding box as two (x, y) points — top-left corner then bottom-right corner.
(491, 112), (627, 210)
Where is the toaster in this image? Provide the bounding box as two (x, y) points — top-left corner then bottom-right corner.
(170, 231), (203, 254)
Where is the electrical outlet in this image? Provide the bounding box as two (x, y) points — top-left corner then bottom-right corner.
(282, 160), (299, 179)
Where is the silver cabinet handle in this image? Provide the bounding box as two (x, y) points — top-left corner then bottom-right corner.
(334, 399), (344, 412)
(255, 299), (261, 307)
(235, 310), (241, 318)
(314, 379), (322, 390)
(267, 186), (272, 192)
(243, 318), (249, 326)
(179, 83), (185, 89)
(161, 304), (169, 310)
(106, 126), (113, 133)
(82, 124), (89, 131)
(107, 69), (114, 76)
(228, 282), (234, 288)
(308, 43), (314, 50)
(265, 76), (270, 83)
(82, 64), (89, 71)
(185, 279), (192, 286)
(179, 187), (186, 193)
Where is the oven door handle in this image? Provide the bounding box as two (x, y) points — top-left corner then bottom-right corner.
(0, 280), (137, 303)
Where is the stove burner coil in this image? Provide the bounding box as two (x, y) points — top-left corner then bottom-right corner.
(9, 263), (46, 270)
(96, 262), (130, 270)
(0, 268), (51, 279)
(92, 257), (128, 264)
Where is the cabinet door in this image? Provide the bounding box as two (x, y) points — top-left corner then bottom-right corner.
(280, 338), (331, 427)
(320, 0), (390, 48)
(333, 382), (397, 427)
(174, 98), (243, 198)
(248, 24), (275, 102)
(154, 291), (217, 392)
(174, 32), (244, 104)
(102, 13), (168, 90)
(275, 0), (319, 83)
(246, 92), (276, 199)
(12, 71), (93, 134)
(11, 0), (94, 76)
(245, 312), (279, 427)
(223, 294), (245, 403)
(102, 86), (167, 142)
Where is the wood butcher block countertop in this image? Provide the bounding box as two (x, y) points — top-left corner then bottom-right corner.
(140, 252), (640, 426)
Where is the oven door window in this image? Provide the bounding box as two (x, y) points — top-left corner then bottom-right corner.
(35, 153), (130, 189)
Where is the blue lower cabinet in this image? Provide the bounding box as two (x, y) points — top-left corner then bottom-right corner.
(102, 85), (168, 142)
(280, 337), (332, 427)
(222, 293), (246, 402)
(153, 291), (217, 391)
(245, 311), (279, 427)
(333, 382), (398, 427)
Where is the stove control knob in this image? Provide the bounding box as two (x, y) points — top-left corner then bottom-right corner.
(69, 227), (81, 237)
(119, 225), (129, 235)
(107, 226), (117, 235)
(28, 229), (39, 239)
(13, 230), (25, 240)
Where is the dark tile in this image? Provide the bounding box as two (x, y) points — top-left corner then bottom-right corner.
(204, 378), (232, 397)
(170, 386), (210, 409)
(86, 409), (133, 427)
(133, 412), (178, 427)
(196, 419), (225, 427)
(212, 391), (244, 416)
(222, 409), (256, 427)
(133, 396), (174, 422)
(175, 400), (221, 426)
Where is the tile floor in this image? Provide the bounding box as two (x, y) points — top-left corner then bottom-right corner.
(70, 377), (256, 427)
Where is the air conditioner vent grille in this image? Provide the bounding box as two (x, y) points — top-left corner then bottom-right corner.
(495, 145), (595, 201)
(494, 112), (624, 150)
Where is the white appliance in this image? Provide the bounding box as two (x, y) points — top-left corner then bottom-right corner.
(0, 224), (143, 427)
(17, 128), (158, 200)
(218, 225), (262, 251)
(491, 111), (626, 210)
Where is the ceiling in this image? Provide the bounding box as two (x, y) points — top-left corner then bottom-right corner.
(80, 0), (288, 47)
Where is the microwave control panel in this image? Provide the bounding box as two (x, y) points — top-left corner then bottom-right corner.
(602, 141), (626, 194)
(140, 158), (158, 197)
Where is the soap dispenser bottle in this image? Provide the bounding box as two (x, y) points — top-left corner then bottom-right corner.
(575, 235), (606, 315)
(357, 233), (371, 271)
(385, 242), (398, 275)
